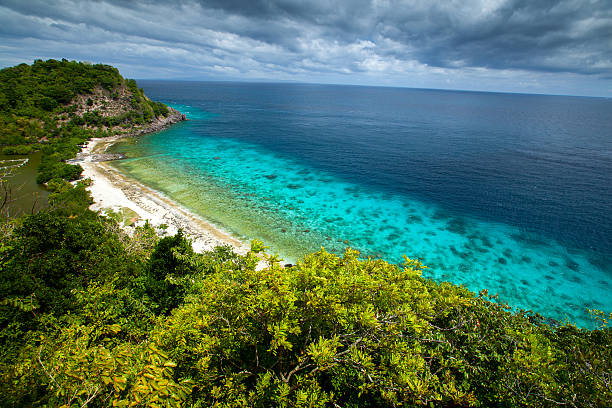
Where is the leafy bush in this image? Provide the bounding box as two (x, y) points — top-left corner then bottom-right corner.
(1, 222), (609, 407)
(146, 230), (196, 314)
(36, 160), (83, 184)
(149, 246), (609, 407)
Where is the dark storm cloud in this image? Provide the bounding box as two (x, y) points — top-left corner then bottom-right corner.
(0, 0), (610, 93)
(190, 0), (612, 76)
(406, 0), (612, 75)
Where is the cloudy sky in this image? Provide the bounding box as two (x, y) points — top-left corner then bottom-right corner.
(1, 0), (611, 96)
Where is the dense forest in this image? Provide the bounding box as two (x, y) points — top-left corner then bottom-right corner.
(0, 60), (610, 407)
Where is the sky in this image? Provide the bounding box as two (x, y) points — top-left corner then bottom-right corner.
(0, 0), (611, 96)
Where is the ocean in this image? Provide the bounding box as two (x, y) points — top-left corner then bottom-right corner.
(110, 81), (612, 328)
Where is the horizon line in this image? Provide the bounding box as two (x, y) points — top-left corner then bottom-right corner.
(134, 78), (611, 100)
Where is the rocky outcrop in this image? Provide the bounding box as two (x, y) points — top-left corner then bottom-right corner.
(130, 107), (186, 136)
(60, 84), (187, 134)
(71, 85), (133, 119)
(69, 108), (186, 164)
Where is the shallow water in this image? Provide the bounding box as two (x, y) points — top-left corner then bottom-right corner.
(111, 82), (612, 328)
(0, 151), (48, 217)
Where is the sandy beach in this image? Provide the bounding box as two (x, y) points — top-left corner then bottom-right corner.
(75, 134), (251, 255)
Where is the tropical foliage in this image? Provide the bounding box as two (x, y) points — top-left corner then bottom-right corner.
(0, 59), (610, 407)
(0, 59), (169, 184)
(1, 206), (610, 407)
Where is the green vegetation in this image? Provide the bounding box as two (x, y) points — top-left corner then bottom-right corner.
(1, 200), (610, 406)
(0, 59), (170, 186)
(0, 59), (610, 407)
(0, 59), (115, 153)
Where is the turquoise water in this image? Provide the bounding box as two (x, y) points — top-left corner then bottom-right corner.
(111, 103), (610, 329)
(114, 86), (612, 327)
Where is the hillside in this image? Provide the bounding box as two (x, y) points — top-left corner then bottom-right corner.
(0, 58), (183, 153)
(0, 60), (610, 408)
(0, 59), (184, 187)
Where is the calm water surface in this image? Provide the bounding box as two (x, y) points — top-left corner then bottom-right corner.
(1, 151), (48, 217)
(111, 81), (612, 328)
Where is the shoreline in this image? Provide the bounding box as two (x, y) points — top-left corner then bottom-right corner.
(74, 111), (252, 255)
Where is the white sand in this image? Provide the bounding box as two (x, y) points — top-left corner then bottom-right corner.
(77, 136), (252, 255)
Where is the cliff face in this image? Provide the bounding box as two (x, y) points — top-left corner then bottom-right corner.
(71, 84), (133, 118)
(62, 83), (186, 134)
(61, 80), (185, 134)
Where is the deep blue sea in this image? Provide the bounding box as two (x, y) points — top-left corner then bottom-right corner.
(111, 81), (612, 328)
